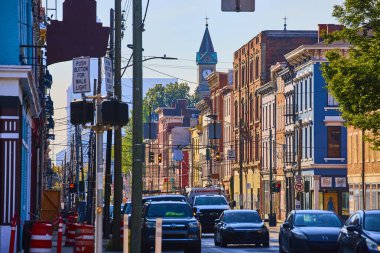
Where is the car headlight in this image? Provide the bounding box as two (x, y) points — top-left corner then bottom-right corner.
(188, 221), (200, 228)
(293, 232), (308, 240)
(366, 238), (380, 251)
(145, 221), (156, 228)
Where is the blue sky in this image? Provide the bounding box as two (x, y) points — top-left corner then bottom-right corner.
(48, 0), (343, 159)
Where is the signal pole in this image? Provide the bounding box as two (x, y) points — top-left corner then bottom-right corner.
(131, 0), (143, 252)
(112, 0), (123, 248)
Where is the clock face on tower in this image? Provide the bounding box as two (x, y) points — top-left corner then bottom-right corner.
(202, 68), (213, 80)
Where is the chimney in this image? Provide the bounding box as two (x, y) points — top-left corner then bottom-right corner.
(318, 24), (344, 42)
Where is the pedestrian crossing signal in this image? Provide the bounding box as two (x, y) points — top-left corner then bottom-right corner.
(158, 153), (162, 163)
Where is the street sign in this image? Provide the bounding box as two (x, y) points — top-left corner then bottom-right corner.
(227, 149), (235, 160)
(104, 57), (113, 94)
(295, 182), (304, 192)
(222, 0), (255, 12)
(72, 57), (90, 93)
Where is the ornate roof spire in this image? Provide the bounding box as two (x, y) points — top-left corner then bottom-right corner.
(196, 18), (217, 65)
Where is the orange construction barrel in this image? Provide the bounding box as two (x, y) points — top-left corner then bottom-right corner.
(74, 224), (95, 253)
(29, 222), (53, 253)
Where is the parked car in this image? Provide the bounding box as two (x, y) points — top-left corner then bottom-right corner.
(141, 201), (201, 253)
(214, 210), (269, 247)
(338, 210), (380, 253)
(279, 210), (343, 253)
(192, 194), (230, 233)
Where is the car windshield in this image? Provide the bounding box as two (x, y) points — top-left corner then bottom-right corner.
(224, 212), (262, 223)
(294, 213), (342, 227)
(194, 196), (227, 206)
(147, 203), (192, 218)
(364, 213), (380, 232)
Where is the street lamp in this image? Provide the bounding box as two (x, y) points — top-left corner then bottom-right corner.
(121, 54), (177, 77)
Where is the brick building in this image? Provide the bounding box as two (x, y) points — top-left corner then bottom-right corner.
(232, 30), (318, 211)
(347, 128), (380, 213)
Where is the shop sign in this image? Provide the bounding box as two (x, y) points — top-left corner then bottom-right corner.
(321, 177), (332, 188)
(335, 177), (347, 187)
(72, 57), (90, 93)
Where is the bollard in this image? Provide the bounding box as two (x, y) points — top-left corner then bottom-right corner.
(123, 214), (128, 253)
(155, 218), (162, 253)
(9, 215), (17, 253)
(57, 218), (63, 253)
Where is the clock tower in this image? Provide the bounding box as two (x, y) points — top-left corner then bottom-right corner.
(196, 20), (218, 99)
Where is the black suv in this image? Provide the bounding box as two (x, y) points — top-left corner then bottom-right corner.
(141, 201), (201, 253)
(192, 194), (230, 233)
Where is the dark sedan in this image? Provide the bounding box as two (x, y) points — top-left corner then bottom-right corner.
(214, 210), (269, 247)
(338, 210), (380, 253)
(141, 201), (201, 253)
(279, 210), (343, 253)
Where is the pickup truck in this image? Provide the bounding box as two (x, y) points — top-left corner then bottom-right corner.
(192, 194), (231, 233)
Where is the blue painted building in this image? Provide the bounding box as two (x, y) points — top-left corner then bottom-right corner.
(283, 42), (351, 218)
(0, 0), (45, 251)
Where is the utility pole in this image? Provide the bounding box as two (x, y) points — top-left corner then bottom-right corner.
(104, 9), (114, 238)
(131, 0), (143, 252)
(239, 121), (244, 210)
(361, 129), (366, 210)
(112, 0), (123, 248)
(296, 119), (303, 207)
(269, 129), (273, 216)
(95, 94), (104, 253)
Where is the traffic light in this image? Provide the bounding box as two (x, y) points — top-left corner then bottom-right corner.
(148, 152), (154, 163)
(70, 100), (94, 125)
(102, 100), (129, 126)
(271, 181), (276, 193)
(206, 148), (210, 160)
(158, 153), (162, 163)
(69, 183), (76, 193)
(275, 181), (281, 193)
(215, 151), (221, 161)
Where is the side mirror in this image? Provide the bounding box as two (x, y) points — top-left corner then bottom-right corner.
(346, 225), (358, 232)
(192, 207), (198, 215)
(215, 219), (220, 224)
(229, 201), (236, 208)
(282, 222), (291, 229)
(263, 218), (269, 222)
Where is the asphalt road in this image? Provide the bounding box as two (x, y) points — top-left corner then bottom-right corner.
(164, 230), (280, 253)
(58, 227), (280, 253)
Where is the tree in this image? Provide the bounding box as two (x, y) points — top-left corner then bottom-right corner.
(321, 0), (380, 149)
(142, 82), (195, 122)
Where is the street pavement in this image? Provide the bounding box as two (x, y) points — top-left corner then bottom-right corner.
(56, 224), (281, 253)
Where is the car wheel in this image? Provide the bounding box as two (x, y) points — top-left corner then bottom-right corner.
(279, 238), (286, 253)
(214, 233), (220, 246)
(220, 234), (227, 247)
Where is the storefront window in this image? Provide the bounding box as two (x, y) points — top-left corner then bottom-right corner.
(378, 184), (380, 209)
(366, 184), (371, 209)
(354, 184), (360, 211)
(319, 192), (323, 210)
(342, 192), (349, 216)
(371, 184), (377, 210)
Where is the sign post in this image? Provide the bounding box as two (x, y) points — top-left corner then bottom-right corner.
(72, 57), (91, 94)
(104, 57), (113, 94)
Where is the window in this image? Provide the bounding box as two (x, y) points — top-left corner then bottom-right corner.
(269, 104), (271, 128)
(249, 60), (254, 82)
(300, 82), (303, 112)
(309, 77), (312, 109)
(327, 92), (339, 106)
(242, 65), (246, 85)
(255, 134), (259, 160)
(328, 126), (341, 158)
(304, 127), (308, 159)
(309, 125), (313, 158)
(304, 80), (308, 110)
(255, 57), (259, 79)
(235, 70), (239, 89)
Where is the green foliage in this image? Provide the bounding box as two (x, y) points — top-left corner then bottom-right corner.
(321, 0), (380, 149)
(142, 82), (195, 122)
(122, 115), (133, 175)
